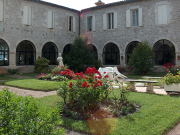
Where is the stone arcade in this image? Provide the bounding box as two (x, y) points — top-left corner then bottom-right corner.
(0, 0), (179, 72)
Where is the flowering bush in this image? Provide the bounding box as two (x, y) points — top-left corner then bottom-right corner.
(51, 76), (68, 81)
(52, 66), (59, 74)
(57, 67), (110, 117)
(36, 73), (52, 80)
(164, 62), (175, 72)
(61, 64), (68, 71)
(163, 71), (180, 85)
(61, 69), (74, 79)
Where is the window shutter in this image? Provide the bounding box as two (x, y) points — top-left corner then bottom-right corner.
(162, 5), (167, 24)
(92, 16), (95, 31)
(103, 14), (107, 30)
(67, 15), (69, 31)
(0, 1), (3, 22)
(73, 16), (76, 32)
(23, 6), (28, 25)
(48, 11), (52, 28)
(158, 5), (163, 24)
(114, 12), (117, 29)
(52, 11), (55, 28)
(28, 7), (31, 25)
(138, 8), (142, 26)
(126, 10), (131, 27)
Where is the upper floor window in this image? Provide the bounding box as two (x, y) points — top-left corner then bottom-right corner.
(126, 8), (142, 27)
(67, 16), (76, 32)
(0, 1), (4, 22)
(87, 16), (95, 32)
(132, 9), (139, 26)
(48, 11), (55, 29)
(158, 5), (167, 25)
(23, 6), (32, 26)
(87, 16), (92, 31)
(103, 12), (117, 30)
(108, 13), (114, 29)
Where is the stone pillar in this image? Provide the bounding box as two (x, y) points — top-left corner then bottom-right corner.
(120, 53), (126, 68)
(98, 53), (103, 65)
(9, 52), (16, 67)
(36, 52), (41, 59)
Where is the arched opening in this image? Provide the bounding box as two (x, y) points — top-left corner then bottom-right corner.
(63, 44), (72, 54)
(103, 43), (120, 65)
(16, 40), (36, 65)
(125, 41), (140, 64)
(0, 39), (9, 66)
(153, 39), (175, 65)
(86, 44), (98, 60)
(42, 42), (58, 65)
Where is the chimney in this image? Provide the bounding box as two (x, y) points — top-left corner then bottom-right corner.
(95, 0), (105, 6)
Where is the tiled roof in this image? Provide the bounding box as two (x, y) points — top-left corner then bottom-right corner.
(81, 0), (142, 12)
(32, 0), (79, 12)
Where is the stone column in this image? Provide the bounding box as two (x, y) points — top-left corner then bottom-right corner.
(9, 52), (16, 68)
(98, 53), (103, 65)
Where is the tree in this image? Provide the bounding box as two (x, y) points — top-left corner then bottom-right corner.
(62, 36), (102, 72)
(128, 41), (155, 75)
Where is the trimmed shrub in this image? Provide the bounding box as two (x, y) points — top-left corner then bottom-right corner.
(34, 57), (50, 73)
(128, 41), (155, 75)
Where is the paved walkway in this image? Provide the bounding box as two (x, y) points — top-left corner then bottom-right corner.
(0, 75), (179, 135)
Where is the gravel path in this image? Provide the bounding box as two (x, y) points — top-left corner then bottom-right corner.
(0, 75), (180, 135)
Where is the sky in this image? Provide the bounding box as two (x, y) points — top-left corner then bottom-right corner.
(43, 0), (120, 10)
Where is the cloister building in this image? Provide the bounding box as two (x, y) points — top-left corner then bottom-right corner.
(0, 0), (179, 72)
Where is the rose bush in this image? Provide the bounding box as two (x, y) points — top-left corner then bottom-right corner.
(57, 67), (111, 113)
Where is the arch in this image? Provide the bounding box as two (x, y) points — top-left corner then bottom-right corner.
(103, 43), (120, 65)
(16, 40), (36, 65)
(63, 44), (72, 54)
(0, 38), (9, 66)
(42, 42), (58, 65)
(125, 41), (140, 64)
(153, 39), (175, 65)
(86, 44), (98, 60)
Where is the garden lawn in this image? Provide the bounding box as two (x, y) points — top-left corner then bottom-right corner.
(37, 92), (180, 135)
(0, 79), (63, 91)
(0, 76), (17, 80)
(21, 73), (41, 77)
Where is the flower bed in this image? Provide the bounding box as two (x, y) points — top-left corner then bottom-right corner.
(57, 67), (138, 120)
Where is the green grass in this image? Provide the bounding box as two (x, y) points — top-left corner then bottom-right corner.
(0, 79), (62, 91)
(125, 72), (166, 79)
(21, 73), (41, 77)
(34, 92), (180, 135)
(0, 76), (17, 80)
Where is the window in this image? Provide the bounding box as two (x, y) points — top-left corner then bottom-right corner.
(158, 5), (167, 25)
(108, 13), (114, 29)
(16, 40), (36, 65)
(0, 39), (9, 66)
(103, 12), (117, 30)
(0, 0), (4, 22)
(126, 8), (142, 27)
(67, 16), (76, 32)
(48, 11), (55, 29)
(132, 10), (138, 26)
(87, 16), (92, 31)
(103, 43), (120, 65)
(153, 39), (175, 65)
(23, 6), (31, 25)
(42, 42), (58, 65)
(87, 16), (95, 32)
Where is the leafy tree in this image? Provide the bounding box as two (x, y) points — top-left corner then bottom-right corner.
(128, 41), (155, 75)
(62, 36), (102, 72)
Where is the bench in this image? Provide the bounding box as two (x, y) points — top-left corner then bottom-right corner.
(124, 79), (159, 93)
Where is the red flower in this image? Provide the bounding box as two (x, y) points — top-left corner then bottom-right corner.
(105, 75), (109, 78)
(167, 69), (169, 71)
(104, 72), (106, 74)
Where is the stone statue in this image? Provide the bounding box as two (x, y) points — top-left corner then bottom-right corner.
(57, 53), (64, 70)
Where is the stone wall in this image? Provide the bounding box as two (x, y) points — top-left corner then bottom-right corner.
(80, 0), (180, 71)
(0, 0), (79, 72)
